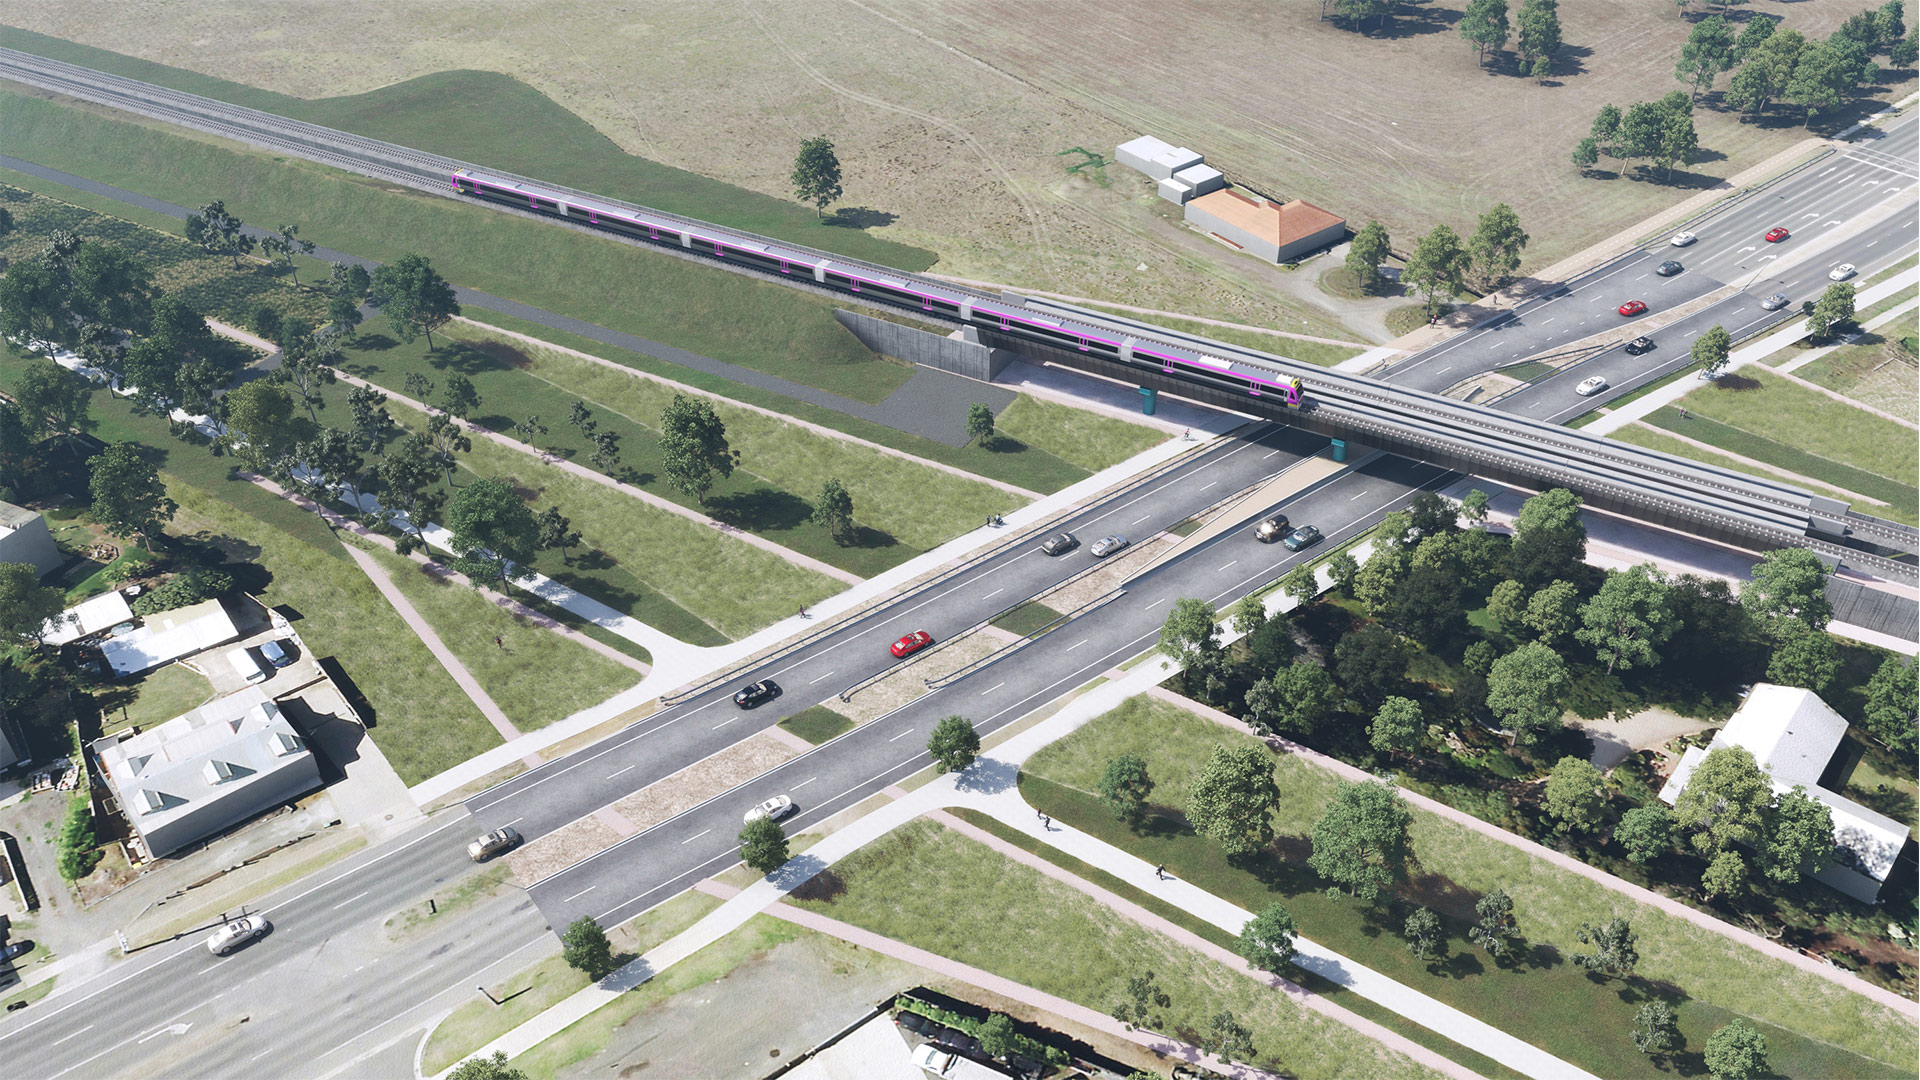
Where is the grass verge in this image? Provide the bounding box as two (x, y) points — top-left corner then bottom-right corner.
(779, 705), (856, 745)
(118, 663), (216, 732)
(1075, 302), (1366, 367)
(990, 394), (1166, 473)
(1642, 410), (1917, 523)
(989, 601), (1063, 638)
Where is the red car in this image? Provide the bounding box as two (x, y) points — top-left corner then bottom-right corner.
(1617, 300), (1648, 317)
(890, 630), (933, 658)
(1764, 227), (1790, 243)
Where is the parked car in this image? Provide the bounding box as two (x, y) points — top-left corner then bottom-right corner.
(1576, 375), (1610, 396)
(467, 826), (522, 862)
(1761, 293), (1790, 311)
(1281, 525), (1323, 552)
(1090, 534), (1130, 558)
(1624, 336), (1655, 356)
(1038, 531), (1078, 556)
(732, 680), (780, 708)
(1655, 260), (1683, 276)
(1617, 300), (1648, 317)
(259, 639), (293, 668)
(913, 1043), (958, 1073)
(1764, 227), (1790, 243)
(896, 1010), (934, 1035)
(1829, 263), (1856, 281)
(1669, 231), (1696, 246)
(1253, 514), (1291, 543)
(226, 647), (268, 685)
(0, 940), (34, 963)
(743, 795), (795, 824)
(891, 630), (934, 658)
(206, 915), (270, 956)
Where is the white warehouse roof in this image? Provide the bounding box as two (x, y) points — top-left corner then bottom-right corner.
(99, 597), (242, 677)
(41, 589), (135, 646)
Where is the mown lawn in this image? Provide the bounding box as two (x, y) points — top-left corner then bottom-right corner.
(116, 662), (216, 733)
(778, 705), (855, 745)
(361, 545), (640, 731)
(1021, 694), (1915, 1078)
(1792, 335), (1918, 425)
(1076, 302), (1367, 367)
(991, 393), (1165, 474)
(795, 818), (1441, 1080)
(1668, 372), (1917, 487)
(1642, 409), (1918, 524)
(1610, 425), (1892, 523)
(988, 600), (1062, 638)
(0, 88), (910, 404)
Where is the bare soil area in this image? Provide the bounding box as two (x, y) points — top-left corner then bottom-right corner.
(839, 634), (1002, 723)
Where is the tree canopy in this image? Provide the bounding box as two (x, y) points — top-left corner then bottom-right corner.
(1674, 745), (1770, 857)
(1486, 641), (1570, 742)
(0, 562), (64, 649)
(89, 443), (177, 553)
(1575, 563), (1678, 674)
(1403, 223), (1470, 320)
(561, 916), (618, 980)
(444, 477), (541, 586)
(1235, 902), (1299, 973)
(1308, 780), (1412, 901)
(1098, 754), (1155, 827)
(927, 715), (980, 773)
(659, 394), (738, 505)
(791, 136), (845, 220)
(738, 816), (790, 873)
(1542, 755), (1608, 834)
(1187, 744), (1280, 856)
(1468, 203), (1529, 289)
(1510, 487), (1585, 584)
(369, 252), (461, 350)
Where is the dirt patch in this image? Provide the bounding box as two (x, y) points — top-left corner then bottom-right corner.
(1443, 370), (1524, 403)
(840, 633), (1004, 724)
(1041, 539), (1169, 613)
(507, 814), (628, 888)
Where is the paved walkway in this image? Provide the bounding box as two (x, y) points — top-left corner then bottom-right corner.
(1777, 298), (1919, 375)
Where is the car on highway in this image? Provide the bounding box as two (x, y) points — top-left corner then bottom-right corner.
(1829, 263), (1856, 281)
(0, 940), (34, 964)
(1091, 534), (1130, 558)
(1624, 336), (1655, 356)
(1576, 375), (1610, 396)
(1253, 514), (1291, 543)
(467, 826), (522, 862)
(1669, 231), (1696, 246)
(1655, 260), (1683, 277)
(1761, 293), (1790, 311)
(743, 795), (795, 824)
(1038, 531), (1078, 556)
(1281, 525), (1323, 552)
(733, 679), (780, 708)
(891, 630), (934, 658)
(1764, 227), (1790, 243)
(1617, 300), (1648, 317)
(206, 915), (270, 956)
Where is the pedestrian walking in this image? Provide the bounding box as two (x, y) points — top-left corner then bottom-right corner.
(1037, 808), (1045, 821)
(1043, 814), (1052, 829)
(799, 605), (809, 620)
(1154, 864), (1166, 880)
(494, 636), (503, 648)
(1679, 407), (1688, 420)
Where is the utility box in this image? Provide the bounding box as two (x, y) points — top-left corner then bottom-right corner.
(1138, 387), (1158, 415)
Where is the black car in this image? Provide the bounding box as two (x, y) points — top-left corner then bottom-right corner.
(1038, 531), (1078, 556)
(1624, 336), (1655, 355)
(896, 1010), (934, 1035)
(1655, 260), (1683, 277)
(0, 940), (33, 964)
(732, 680), (780, 708)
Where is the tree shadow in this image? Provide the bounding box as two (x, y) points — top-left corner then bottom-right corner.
(350, 333), (400, 353)
(788, 867), (846, 903)
(706, 487), (813, 533)
(827, 206), (898, 229)
(1431, 949), (1483, 980)
(844, 524), (901, 552)
(469, 339), (533, 369)
(1342, 3), (1459, 38)
(1549, 43), (1594, 80)
(983, 434), (1031, 456)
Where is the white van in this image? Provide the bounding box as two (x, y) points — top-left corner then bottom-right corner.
(226, 647), (268, 684)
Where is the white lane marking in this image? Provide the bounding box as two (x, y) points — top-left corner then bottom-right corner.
(249, 1048), (277, 1063)
(1636, 274), (1649, 281)
(1217, 560), (1237, 571)
(331, 890), (370, 911)
(679, 829), (711, 845)
(607, 765), (635, 778)
(1737, 245), (1756, 255)
(1199, 481), (1217, 491)
(1263, 449), (1281, 459)
(51, 1026), (95, 1046)
(979, 682), (1005, 696)
(1819, 167), (1837, 177)
(1866, 239), (1879, 246)
(1348, 490), (1370, 501)
(1539, 318), (1555, 325)
(1435, 365), (1451, 374)
(1143, 597), (1169, 609)
(981, 588), (1003, 600)
(1132, 514), (1152, 524)
(563, 884), (597, 901)
(808, 670), (837, 684)
(193, 963), (222, 977)
(888, 727), (915, 742)
(1067, 639), (1088, 651)
(713, 716), (738, 729)
(792, 776), (817, 790)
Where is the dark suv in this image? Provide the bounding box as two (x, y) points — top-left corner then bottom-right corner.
(1039, 532), (1078, 556)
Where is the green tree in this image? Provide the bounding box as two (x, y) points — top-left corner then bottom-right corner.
(1655, 109), (1700, 181)
(1486, 641), (1570, 742)
(1511, 487), (1585, 584)
(791, 136), (845, 220)
(1614, 805), (1673, 863)
(1516, 0), (1562, 74)
(440, 372), (482, 421)
(1245, 662), (1340, 737)
(1235, 902), (1299, 973)
(975, 1013), (1021, 1061)
(1733, 14), (1778, 61)
(1631, 1000), (1682, 1057)
(1369, 696), (1423, 755)
(1589, 104), (1623, 159)
(447, 1051), (528, 1080)
(1675, 745), (1770, 856)
(560, 916), (618, 980)
(1459, 0), (1511, 63)
(535, 505), (583, 563)
(1523, 579), (1581, 643)
(1808, 282), (1856, 341)
(1573, 917), (1638, 979)
(0, 562), (64, 648)
(927, 715), (980, 773)
(1741, 548), (1832, 633)
(327, 290), (363, 337)
(1487, 578), (1528, 631)
(1352, 543), (1410, 616)
(13, 361), (93, 452)
(1403, 223), (1471, 321)
(1861, 656), (1917, 752)
(1111, 967), (1171, 1032)
(1327, 549), (1361, 594)
(1403, 907), (1444, 962)
(1543, 755), (1608, 833)
(120, 337), (181, 415)
(445, 477), (540, 587)
(811, 477), (856, 544)
(1345, 220), (1392, 294)
(1391, 563), (1465, 642)
(368, 252), (461, 351)
(1571, 136), (1600, 174)
(1467, 887), (1518, 960)
(1766, 618), (1841, 693)
(1159, 597), (1222, 674)
(1700, 848), (1748, 901)
(1205, 1011), (1255, 1065)
(1676, 15), (1738, 99)
(1786, 36), (1875, 124)
(1704, 1019), (1769, 1080)
(1727, 29), (1807, 117)
(1691, 323), (1732, 377)
(344, 384), (394, 456)
(184, 199), (255, 269)
(1762, 785), (1834, 885)
(69, 241), (153, 332)
(224, 380), (302, 467)
(1309, 780), (1412, 901)
(330, 260), (373, 299)
(659, 394), (737, 505)
(1335, 623), (1407, 703)
(1188, 744), (1279, 857)
(1893, 28), (1919, 67)
(259, 223), (315, 285)
(1576, 564), (1678, 674)
(0, 259), (68, 356)
(55, 791), (100, 881)
(378, 434), (446, 554)
(1468, 203), (1529, 290)
(87, 443), (176, 554)
(964, 401), (995, 447)
(1098, 754), (1155, 827)
(1231, 593), (1268, 640)
(738, 816), (790, 873)
(1280, 564), (1319, 606)
(300, 426), (368, 503)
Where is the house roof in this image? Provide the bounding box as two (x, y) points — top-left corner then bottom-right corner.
(1187, 189), (1345, 246)
(99, 597), (242, 676)
(1117, 134), (1177, 161)
(41, 589), (135, 646)
(0, 500), (39, 532)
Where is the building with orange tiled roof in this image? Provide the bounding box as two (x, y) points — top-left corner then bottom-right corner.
(1185, 188), (1347, 264)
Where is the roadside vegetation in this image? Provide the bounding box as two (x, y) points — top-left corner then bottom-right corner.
(779, 705), (856, 745)
(1073, 302), (1367, 367)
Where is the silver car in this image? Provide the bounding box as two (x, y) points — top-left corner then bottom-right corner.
(1576, 375), (1609, 397)
(1091, 534), (1130, 558)
(206, 915), (271, 956)
(1760, 293), (1790, 311)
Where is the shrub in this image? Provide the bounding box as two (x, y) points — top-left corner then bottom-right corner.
(55, 792), (100, 881)
(893, 997), (1069, 1066)
(131, 568), (233, 615)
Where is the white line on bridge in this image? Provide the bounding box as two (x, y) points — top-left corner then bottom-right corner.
(331, 890), (370, 911)
(1067, 639), (1088, 650)
(679, 830), (711, 845)
(889, 727), (916, 742)
(980, 683), (1004, 696)
(809, 671), (837, 684)
(792, 776), (817, 790)
(981, 588), (1003, 600)
(564, 885), (598, 901)
(607, 765), (635, 778)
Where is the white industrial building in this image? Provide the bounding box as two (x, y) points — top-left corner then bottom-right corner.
(40, 588), (136, 647)
(0, 501), (61, 578)
(1658, 684), (1911, 903)
(99, 596), (243, 677)
(1115, 134), (1346, 256)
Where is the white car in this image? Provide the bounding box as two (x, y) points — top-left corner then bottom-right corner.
(1669, 231), (1696, 247)
(1576, 375), (1609, 397)
(744, 795), (795, 824)
(1829, 263), (1856, 281)
(206, 915), (270, 956)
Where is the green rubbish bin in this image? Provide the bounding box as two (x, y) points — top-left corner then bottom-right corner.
(1137, 386), (1158, 415)
(1331, 438), (1347, 463)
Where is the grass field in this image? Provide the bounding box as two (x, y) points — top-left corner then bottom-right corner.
(1020, 694), (1915, 1077)
(1074, 302), (1367, 368)
(1791, 335), (1918, 425)
(988, 600), (1063, 638)
(989, 394), (1165, 473)
(117, 662), (216, 732)
(778, 705), (855, 745)
(794, 818), (1441, 1080)
(360, 545), (639, 731)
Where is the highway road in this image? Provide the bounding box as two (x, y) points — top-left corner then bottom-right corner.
(1382, 113), (1919, 400)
